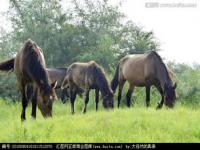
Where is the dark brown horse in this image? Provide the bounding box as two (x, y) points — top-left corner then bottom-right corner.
(47, 68), (67, 89)
(47, 68), (84, 102)
(61, 61), (114, 114)
(46, 68), (69, 102)
(111, 51), (177, 109)
(0, 39), (57, 121)
(26, 67), (84, 105)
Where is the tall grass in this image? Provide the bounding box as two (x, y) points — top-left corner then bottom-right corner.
(0, 96), (200, 143)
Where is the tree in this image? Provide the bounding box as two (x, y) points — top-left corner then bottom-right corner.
(115, 21), (160, 58)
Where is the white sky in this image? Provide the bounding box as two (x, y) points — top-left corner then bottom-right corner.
(120, 0), (200, 65)
(0, 0), (200, 65)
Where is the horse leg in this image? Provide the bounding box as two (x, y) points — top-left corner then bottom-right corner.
(95, 89), (99, 111)
(145, 80), (151, 107)
(69, 89), (76, 114)
(126, 84), (134, 108)
(118, 80), (125, 108)
(156, 85), (164, 109)
(83, 90), (90, 114)
(31, 88), (37, 119)
(21, 85), (28, 121)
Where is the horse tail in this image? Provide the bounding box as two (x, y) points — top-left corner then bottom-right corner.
(111, 63), (120, 92)
(61, 74), (69, 90)
(0, 58), (15, 71)
(61, 67), (73, 90)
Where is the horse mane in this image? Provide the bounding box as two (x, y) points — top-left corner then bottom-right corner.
(147, 51), (172, 84)
(24, 40), (51, 93)
(91, 62), (112, 96)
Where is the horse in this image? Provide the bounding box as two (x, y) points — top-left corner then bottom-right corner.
(46, 68), (84, 102)
(25, 67), (84, 104)
(111, 51), (177, 109)
(61, 61), (114, 114)
(0, 39), (57, 121)
(46, 67), (69, 102)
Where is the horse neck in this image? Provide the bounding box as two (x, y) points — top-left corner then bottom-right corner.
(156, 63), (173, 90)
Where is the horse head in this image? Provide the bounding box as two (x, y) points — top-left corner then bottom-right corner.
(37, 81), (57, 117)
(164, 82), (177, 108)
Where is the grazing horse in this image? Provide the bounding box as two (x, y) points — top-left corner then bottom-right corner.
(0, 39), (57, 121)
(46, 68), (69, 102)
(47, 68), (67, 89)
(111, 51), (177, 109)
(26, 68), (84, 105)
(61, 61), (114, 114)
(47, 68), (84, 102)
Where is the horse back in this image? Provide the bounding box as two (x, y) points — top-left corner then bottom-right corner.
(119, 53), (157, 86)
(67, 62), (96, 89)
(14, 40), (46, 86)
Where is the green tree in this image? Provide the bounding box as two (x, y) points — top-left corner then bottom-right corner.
(116, 21), (160, 58)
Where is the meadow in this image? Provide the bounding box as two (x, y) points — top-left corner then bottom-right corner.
(0, 93), (200, 143)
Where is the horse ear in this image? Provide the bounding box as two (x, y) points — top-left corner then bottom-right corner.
(173, 82), (177, 89)
(51, 81), (57, 89)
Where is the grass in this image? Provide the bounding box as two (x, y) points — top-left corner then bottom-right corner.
(0, 96), (200, 143)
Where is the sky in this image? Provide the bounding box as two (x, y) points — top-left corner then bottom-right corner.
(0, 0), (200, 65)
(119, 0), (200, 65)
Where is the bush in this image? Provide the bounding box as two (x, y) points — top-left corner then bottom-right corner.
(169, 63), (200, 106)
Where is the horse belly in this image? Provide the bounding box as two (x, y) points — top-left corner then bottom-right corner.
(127, 75), (146, 86)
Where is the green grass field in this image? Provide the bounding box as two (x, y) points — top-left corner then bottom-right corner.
(0, 97), (200, 143)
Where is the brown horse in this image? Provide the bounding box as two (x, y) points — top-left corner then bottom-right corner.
(111, 51), (177, 109)
(47, 68), (67, 89)
(46, 68), (69, 102)
(0, 39), (57, 121)
(26, 67), (84, 106)
(46, 68), (84, 102)
(61, 61), (114, 114)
